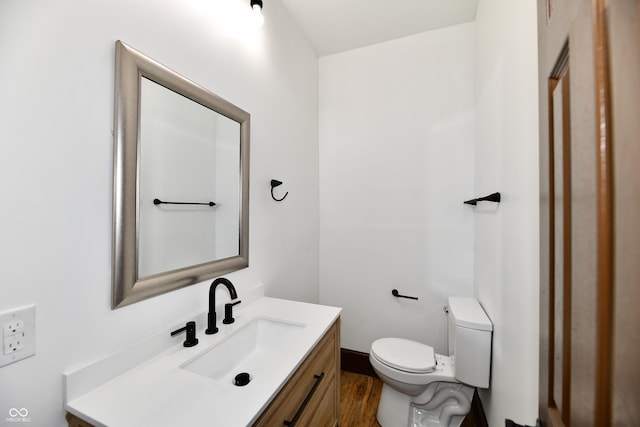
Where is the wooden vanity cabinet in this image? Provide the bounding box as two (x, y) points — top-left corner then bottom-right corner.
(253, 318), (340, 427)
(66, 318), (340, 427)
(66, 413), (94, 427)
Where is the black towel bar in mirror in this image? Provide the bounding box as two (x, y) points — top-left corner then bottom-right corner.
(153, 198), (216, 207)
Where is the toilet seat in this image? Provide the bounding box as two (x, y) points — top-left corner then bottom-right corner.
(371, 338), (435, 374)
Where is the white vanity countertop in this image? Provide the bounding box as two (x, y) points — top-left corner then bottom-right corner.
(64, 297), (341, 427)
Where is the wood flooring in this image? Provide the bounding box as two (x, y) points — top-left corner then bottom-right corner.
(339, 370), (383, 427)
(338, 370), (482, 427)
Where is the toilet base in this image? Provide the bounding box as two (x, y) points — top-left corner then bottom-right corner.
(376, 382), (474, 427)
(377, 384), (412, 427)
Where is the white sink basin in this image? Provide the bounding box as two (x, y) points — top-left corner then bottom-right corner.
(181, 317), (306, 384)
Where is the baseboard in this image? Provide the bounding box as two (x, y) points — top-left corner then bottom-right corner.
(470, 389), (489, 427)
(505, 420), (539, 427)
(340, 348), (378, 378)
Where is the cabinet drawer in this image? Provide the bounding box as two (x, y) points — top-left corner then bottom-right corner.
(253, 320), (339, 427)
(294, 376), (337, 427)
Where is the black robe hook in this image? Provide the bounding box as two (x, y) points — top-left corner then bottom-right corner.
(270, 179), (288, 202)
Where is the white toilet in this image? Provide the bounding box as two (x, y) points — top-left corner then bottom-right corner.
(369, 297), (493, 427)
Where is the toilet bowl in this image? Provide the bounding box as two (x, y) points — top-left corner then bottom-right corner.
(369, 341), (473, 427)
(369, 297), (492, 427)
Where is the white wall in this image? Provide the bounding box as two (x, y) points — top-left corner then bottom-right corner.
(319, 23), (476, 355)
(474, 0), (540, 425)
(0, 0), (318, 425)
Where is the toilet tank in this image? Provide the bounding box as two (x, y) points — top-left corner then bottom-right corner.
(447, 297), (493, 388)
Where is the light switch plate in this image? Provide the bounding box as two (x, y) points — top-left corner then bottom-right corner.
(0, 305), (36, 368)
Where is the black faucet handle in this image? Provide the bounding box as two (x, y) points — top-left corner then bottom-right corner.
(170, 321), (199, 347)
(223, 300), (242, 325)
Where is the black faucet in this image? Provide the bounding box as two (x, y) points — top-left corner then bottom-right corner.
(206, 277), (241, 334)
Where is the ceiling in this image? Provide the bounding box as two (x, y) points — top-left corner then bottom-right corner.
(279, 0), (479, 56)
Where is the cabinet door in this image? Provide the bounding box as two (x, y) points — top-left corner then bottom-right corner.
(253, 320), (339, 427)
(295, 376), (338, 427)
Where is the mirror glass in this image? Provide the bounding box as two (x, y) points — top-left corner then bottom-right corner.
(138, 78), (241, 277)
(112, 41), (249, 309)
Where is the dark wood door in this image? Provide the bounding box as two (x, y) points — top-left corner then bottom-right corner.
(539, 0), (640, 425)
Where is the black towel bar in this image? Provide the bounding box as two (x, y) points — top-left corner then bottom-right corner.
(463, 192), (501, 206)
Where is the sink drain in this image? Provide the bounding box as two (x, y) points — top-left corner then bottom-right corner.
(234, 372), (251, 386)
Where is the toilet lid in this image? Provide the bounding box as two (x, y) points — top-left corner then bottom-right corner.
(371, 338), (435, 373)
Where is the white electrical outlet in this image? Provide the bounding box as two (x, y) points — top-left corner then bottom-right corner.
(4, 332), (26, 354)
(4, 319), (24, 336)
(0, 305), (36, 368)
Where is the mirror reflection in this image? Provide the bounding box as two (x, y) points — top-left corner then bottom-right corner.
(138, 78), (241, 277)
